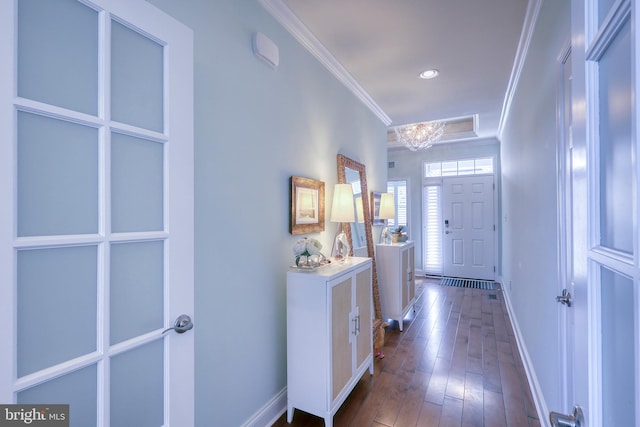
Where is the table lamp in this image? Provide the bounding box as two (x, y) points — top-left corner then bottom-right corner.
(330, 183), (355, 261)
(378, 192), (395, 244)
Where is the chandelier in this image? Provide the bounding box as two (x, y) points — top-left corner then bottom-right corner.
(394, 120), (445, 151)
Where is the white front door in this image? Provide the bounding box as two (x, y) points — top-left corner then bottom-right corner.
(559, 0), (639, 426)
(442, 175), (495, 280)
(0, 1), (194, 426)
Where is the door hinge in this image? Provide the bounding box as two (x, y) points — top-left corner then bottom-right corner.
(494, 266), (496, 272)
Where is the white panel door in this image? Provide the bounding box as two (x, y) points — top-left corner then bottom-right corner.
(442, 175), (495, 280)
(0, 1), (194, 426)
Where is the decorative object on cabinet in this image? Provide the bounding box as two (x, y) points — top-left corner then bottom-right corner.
(292, 237), (327, 269)
(373, 321), (390, 359)
(376, 241), (416, 331)
(370, 191), (384, 226)
(378, 193), (395, 244)
(393, 225), (409, 242)
(290, 176), (325, 235)
(287, 257), (374, 427)
(336, 154), (382, 323)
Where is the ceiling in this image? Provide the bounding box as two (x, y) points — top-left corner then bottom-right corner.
(261, 0), (530, 148)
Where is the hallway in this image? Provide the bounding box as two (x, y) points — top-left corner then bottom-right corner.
(274, 278), (540, 426)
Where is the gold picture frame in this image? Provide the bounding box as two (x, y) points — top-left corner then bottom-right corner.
(290, 176), (325, 234)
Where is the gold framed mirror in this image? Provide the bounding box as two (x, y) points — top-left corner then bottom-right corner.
(336, 154), (382, 321)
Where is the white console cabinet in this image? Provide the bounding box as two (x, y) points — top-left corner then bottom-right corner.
(286, 257), (373, 427)
(376, 241), (415, 331)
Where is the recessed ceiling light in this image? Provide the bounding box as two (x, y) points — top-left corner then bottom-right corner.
(419, 69), (439, 79)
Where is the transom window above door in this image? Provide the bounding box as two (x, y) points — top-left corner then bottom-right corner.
(425, 157), (494, 177)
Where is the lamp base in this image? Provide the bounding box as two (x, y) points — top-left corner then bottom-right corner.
(332, 230), (351, 262)
(380, 226), (393, 245)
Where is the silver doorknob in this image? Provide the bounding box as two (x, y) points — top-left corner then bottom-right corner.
(549, 406), (584, 427)
(556, 289), (572, 307)
(162, 314), (194, 334)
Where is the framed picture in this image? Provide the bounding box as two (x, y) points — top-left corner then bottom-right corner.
(370, 191), (385, 225)
(290, 176), (325, 234)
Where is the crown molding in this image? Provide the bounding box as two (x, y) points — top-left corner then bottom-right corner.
(497, 0), (543, 139)
(258, 0), (392, 126)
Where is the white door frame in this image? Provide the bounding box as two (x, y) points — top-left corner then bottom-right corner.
(556, 41), (574, 414)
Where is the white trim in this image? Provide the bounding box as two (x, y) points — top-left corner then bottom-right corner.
(556, 40), (573, 413)
(258, 0), (392, 126)
(241, 388), (287, 427)
(498, 0), (543, 140)
(500, 284), (550, 427)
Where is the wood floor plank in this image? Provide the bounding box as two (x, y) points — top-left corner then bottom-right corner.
(482, 331), (502, 393)
(461, 372), (484, 427)
(417, 400), (442, 426)
(439, 396), (464, 427)
(484, 389), (507, 427)
(425, 354), (452, 405)
(393, 369), (431, 427)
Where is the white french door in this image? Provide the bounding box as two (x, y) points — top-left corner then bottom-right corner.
(0, 1), (194, 426)
(559, 0), (639, 426)
(442, 175), (495, 280)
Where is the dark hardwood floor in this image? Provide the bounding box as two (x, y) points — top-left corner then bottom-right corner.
(273, 278), (540, 427)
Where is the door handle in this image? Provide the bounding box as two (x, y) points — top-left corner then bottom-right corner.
(556, 289), (572, 307)
(445, 231), (452, 234)
(549, 406), (584, 427)
(163, 314), (194, 334)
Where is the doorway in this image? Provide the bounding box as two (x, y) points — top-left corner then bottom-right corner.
(422, 158), (496, 280)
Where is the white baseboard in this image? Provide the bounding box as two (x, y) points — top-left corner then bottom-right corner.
(241, 387), (287, 427)
(500, 284), (550, 427)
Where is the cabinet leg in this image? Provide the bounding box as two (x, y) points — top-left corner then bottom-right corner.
(324, 416), (333, 427)
(287, 405), (293, 423)
(398, 319), (403, 331)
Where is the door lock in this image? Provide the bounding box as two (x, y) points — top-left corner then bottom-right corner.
(556, 289), (572, 307)
(162, 314), (194, 334)
(550, 406), (584, 427)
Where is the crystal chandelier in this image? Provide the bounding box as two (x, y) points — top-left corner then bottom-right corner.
(394, 120), (446, 151)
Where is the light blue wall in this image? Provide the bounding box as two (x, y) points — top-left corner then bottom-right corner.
(387, 139), (501, 273)
(500, 0), (571, 415)
(147, 1), (388, 425)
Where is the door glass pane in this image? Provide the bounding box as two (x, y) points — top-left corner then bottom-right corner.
(111, 132), (164, 233)
(425, 162), (442, 177)
(474, 158), (494, 174)
(17, 246), (97, 376)
(598, 0), (618, 27)
(458, 159), (474, 175)
(110, 241), (164, 345)
(18, 364), (97, 427)
(18, 112), (99, 237)
(18, 0), (98, 115)
(600, 267), (636, 426)
(423, 185), (443, 275)
(111, 340), (164, 427)
(598, 19), (632, 253)
(441, 161), (458, 176)
(111, 20), (164, 132)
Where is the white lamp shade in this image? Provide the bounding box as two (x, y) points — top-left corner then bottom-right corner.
(355, 196), (364, 223)
(330, 184), (356, 223)
(378, 193), (395, 220)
